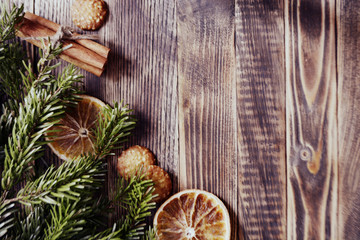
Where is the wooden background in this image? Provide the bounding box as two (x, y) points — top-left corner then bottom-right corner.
(6, 0), (360, 239)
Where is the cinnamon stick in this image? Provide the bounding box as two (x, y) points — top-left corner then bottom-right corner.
(24, 12), (110, 59)
(17, 15), (108, 77)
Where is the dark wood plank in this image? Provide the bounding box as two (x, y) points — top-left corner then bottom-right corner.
(177, 0), (238, 238)
(285, 0), (337, 239)
(337, 1), (360, 239)
(235, 1), (286, 239)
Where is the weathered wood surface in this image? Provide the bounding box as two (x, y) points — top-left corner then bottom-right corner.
(236, 0), (286, 239)
(5, 0), (360, 239)
(177, 0), (239, 237)
(337, 0), (360, 239)
(286, 0), (337, 239)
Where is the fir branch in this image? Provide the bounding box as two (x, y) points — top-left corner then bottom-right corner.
(15, 100), (136, 206)
(16, 155), (105, 206)
(0, 200), (17, 238)
(0, 3), (24, 43)
(0, 42), (26, 100)
(13, 206), (46, 240)
(0, 4), (156, 239)
(91, 174), (156, 240)
(1, 63), (83, 191)
(141, 227), (156, 240)
(0, 4), (25, 100)
(93, 102), (136, 159)
(44, 198), (91, 240)
(12, 102), (136, 238)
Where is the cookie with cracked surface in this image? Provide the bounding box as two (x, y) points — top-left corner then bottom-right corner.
(117, 145), (156, 180)
(71, 0), (108, 30)
(144, 165), (172, 203)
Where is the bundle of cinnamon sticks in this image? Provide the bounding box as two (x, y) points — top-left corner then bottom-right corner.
(17, 12), (110, 77)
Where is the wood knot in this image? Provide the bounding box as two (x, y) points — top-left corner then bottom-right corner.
(299, 146), (312, 162)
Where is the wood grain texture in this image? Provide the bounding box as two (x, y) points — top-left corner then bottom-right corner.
(177, 0), (238, 238)
(285, 0), (337, 239)
(101, 0), (178, 207)
(235, 1), (286, 239)
(7, 0), (360, 238)
(337, 1), (360, 239)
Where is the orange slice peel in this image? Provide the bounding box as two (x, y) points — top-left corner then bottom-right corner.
(154, 189), (231, 240)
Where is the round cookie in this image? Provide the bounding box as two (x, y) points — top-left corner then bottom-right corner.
(71, 0), (108, 30)
(117, 145), (156, 180)
(144, 165), (172, 203)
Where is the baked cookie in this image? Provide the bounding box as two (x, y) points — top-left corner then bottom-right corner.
(71, 0), (108, 30)
(144, 165), (172, 203)
(117, 145), (156, 180)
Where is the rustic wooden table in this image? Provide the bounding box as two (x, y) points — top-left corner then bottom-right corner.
(8, 0), (360, 239)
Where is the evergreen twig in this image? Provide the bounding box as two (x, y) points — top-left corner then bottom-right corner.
(1, 63), (82, 191)
(0, 3), (24, 43)
(14, 206), (45, 240)
(0, 3), (25, 100)
(91, 174), (156, 240)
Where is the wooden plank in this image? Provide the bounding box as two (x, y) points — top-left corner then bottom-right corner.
(337, 1), (360, 239)
(102, 0), (178, 222)
(285, 0), (337, 239)
(102, 0), (178, 176)
(177, 0), (238, 238)
(235, 0), (286, 239)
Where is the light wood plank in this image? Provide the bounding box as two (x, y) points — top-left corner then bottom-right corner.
(285, 0), (337, 239)
(177, 0), (238, 238)
(102, 0), (178, 222)
(235, 0), (286, 239)
(102, 0), (178, 175)
(337, 0), (360, 239)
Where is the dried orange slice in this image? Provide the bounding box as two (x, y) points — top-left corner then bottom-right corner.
(154, 189), (231, 240)
(47, 95), (106, 161)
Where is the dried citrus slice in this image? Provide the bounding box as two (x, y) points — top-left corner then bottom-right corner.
(47, 95), (106, 161)
(154, 189), (231, 240)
